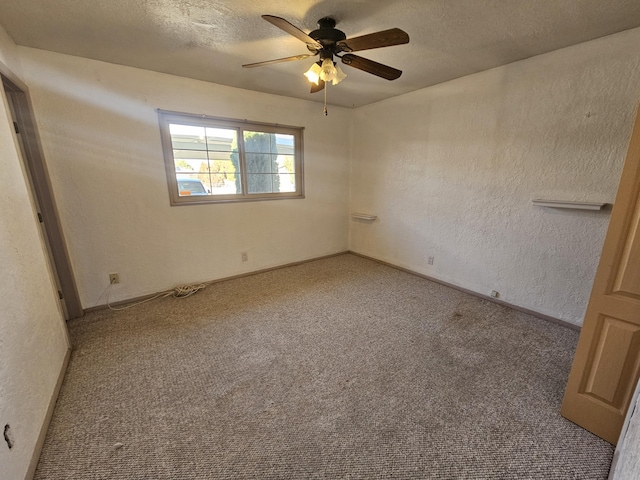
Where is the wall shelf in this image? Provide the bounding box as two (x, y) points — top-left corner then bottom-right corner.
(532, 199), (607, 211)
(351, 213), (377, 221)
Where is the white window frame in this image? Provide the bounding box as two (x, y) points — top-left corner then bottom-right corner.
(158, 110), (305, 205)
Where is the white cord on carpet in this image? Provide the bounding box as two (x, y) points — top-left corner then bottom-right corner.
(106, 282), (208, 311)
(172, 284), (207, 298)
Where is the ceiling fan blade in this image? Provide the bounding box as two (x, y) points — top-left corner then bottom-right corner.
(242, 54), (312, 68)
(310, 79), (325, 94)
(337, 28), (409, 52)
(262, 15), (322, 49)
(341, 54), (402, 80)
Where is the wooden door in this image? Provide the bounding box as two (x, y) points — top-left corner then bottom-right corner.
(561, 102), (640, 445)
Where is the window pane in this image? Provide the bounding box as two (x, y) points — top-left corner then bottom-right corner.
(173, 151), (207, 175)
(275, 134), (295, 155)
(277, 154), (296, 180)
(243, 133), (295, 153)
(246, 151), (279, 194)
(278, 173), (296, 192)
(247, 174), (278, 194)
(173, 149), (208, 162)
(170, 124), (207, 151)
(246, 153), (278, 174)
(176, 174), (209, 196)
(200, 158), (239, 196)
(207, 151), (235, 163)
(171, 124), (240, 196)
(209, 179), (239, 195)
(243, 131), (276, 154)
(205, 128), (236, 153)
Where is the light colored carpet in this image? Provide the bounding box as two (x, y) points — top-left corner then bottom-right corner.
(35, 254), (613, 479)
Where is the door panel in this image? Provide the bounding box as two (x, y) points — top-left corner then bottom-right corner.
(611, 197), (640, 297)
(561, 101), (640, 445)
(582, 315), (640, 409)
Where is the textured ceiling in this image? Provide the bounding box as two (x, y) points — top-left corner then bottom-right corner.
(1, 0), (640, 107)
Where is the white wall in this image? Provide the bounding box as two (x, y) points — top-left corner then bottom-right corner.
(0, 27), (70, 480)
(17, 48), (352, 308)
(349, 28), (640, 326)
(610, 380), (640, 480)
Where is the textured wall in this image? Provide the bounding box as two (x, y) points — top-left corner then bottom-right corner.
(349, 28), (640, 325)
(610, 381), (640, 479)
(18, 48), (351, 308)
(0, 27), (70, 480)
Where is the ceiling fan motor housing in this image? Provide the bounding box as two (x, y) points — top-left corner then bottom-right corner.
(309, 17), (346, 59)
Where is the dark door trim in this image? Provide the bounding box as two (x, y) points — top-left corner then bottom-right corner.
(1, 63), (83, 319)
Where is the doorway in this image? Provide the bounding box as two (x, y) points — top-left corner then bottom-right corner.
(1, 70), (83, 320)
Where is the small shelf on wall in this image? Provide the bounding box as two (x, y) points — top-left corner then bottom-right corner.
(532, 199), (607, 211)
(351, 213), (377, 221)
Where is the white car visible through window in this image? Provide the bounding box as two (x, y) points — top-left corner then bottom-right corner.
(177, 178), (209, 196)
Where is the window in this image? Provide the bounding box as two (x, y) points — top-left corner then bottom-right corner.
(158, 110), (304, 205)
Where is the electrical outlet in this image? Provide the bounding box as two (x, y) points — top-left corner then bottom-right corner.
(109, 273), (120, 284)
(241, 252), (248, 262)
(428, 256), (434, 265)
(490, 290), (500, 298)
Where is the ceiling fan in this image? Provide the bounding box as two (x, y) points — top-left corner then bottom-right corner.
(243, 15), (410, 95)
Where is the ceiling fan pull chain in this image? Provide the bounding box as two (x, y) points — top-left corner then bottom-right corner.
(324, 82), (328, 116)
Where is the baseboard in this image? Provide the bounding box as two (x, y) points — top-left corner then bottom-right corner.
(348, 251), (581, 332)
(84, 251), (350, 313)
(25, 347), (71, 480)
(84, 250), (579, 332)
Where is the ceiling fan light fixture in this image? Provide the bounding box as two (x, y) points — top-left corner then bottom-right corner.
(332, 63), (347, 85)
(304, 62), (322, 84)
(320, 58), (336, 80)
(318, 58), (346, 85)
